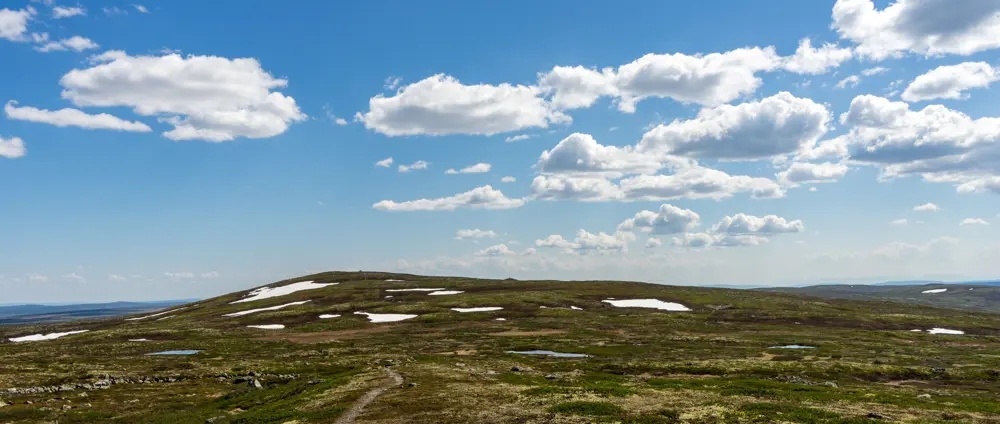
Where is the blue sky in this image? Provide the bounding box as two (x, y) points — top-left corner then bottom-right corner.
(3, 0), (1000, 303)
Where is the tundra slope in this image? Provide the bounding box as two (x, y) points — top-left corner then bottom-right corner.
(1, 271), (1000, 423)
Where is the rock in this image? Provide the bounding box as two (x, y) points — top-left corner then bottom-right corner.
(866, 412), (888, 420)
(308, 379), (325, 385)
(248, 370), (257, 377)
(25, 400), (33, 405)
(0, 400), (7, 408)
(249, 378), (263, 390)
(407, 382), (418, 388)
(486, 370), (498, 375)
(81, 403), (91, 407)
(62, 405), (73, 410)
(917, 393), (932, 400)
(206, 416), (226, 423)
(822, 381), (838, 388)
(544, 374), (558, 380)
(455, 363), (466, 367)
(78, 392), (88, 398)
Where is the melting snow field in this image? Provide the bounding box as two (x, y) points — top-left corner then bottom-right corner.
(451, 307), (503, 313)
(770, 345), (815, 349)
(508, 350), (589, 358)
(247, 324), (285, 330)
(125, 307), (187, 321)
(231, 281), (336, 304)
(385, 288), (445, 292)
(146, 350), (201, 356)
(922, 288), (948, 294)
(223, 300), (310, 317)
(9, 330), (90, 343)
(428, 290), (463, 296)
(129, 338), (151, 342)
(355, 312), (418, 323)
(319, 314), (341, 319)
(927, 328), (964, 335)
(602, 299), (691, 311)
(570, 306), (583, 310)
(495, 318), (507, 321)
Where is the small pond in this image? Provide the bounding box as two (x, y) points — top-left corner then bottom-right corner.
(146, 350), (201, 356)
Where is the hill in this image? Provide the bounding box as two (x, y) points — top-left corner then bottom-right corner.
(0, 300), (195, 325)
(2, 271), (1000, 423)
(759, 284), (1000, 313)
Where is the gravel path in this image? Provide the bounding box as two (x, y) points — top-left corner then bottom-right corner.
(335, 368), (403, 424)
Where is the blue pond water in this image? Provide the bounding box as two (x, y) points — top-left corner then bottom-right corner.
(507, 350), (589, 358)
(769, 345), (815, 349)
(146, 350), (201, 356)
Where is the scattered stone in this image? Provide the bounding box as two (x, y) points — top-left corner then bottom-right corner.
(455, 363), (466, 368)
(486, 370), (498, 375)
(206, 416), (226, 423)
(249, 378), (263, 390)
(308, 379), (325, 385)
(866, 412), (888, 420)
(822, 381), (838, 388)
(407, 382), (418, 388)
(81, 403), (91, 407)
(61, 404), (73, 410)
(0, 400), (7, 408)
(248, 370), (257, 377)
(510, 366), (532, 372)
(917, 393), (932, 400)
(544, 374), (558, 380)
(24, 400), (33, 405)
(77, 392), (88, 398)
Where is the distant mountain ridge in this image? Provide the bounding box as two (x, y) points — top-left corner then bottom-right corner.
(758, 283), (1000, 313)
(0, 300), (195, 325)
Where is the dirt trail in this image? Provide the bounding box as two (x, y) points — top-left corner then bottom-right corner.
(334, 368), (404, 424)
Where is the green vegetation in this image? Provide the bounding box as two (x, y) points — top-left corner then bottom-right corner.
(1, 271), (999, 423)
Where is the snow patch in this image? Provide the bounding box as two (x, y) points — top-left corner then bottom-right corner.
(355, 312), (418, 323)
(928, 328), (964, 335)
(495, 318), (507, 321)
(451, 307), (503, 313)
(247, 324), (285, 330)
(602, 299), (691, 311)
(223, 300), (310, 317)
(156, 315), (175, 321)
(128, 338), (151, 342)
(9, 330), (90, 343)
(231, 281), (336, 304)
(570, 306), (583, 310)
(385, 279), (405, 282)
(385, 288), (445, 292)
(125, 307), (187, 321)
(428, 290), (464, 296)
(319, 314), (341, 319)
(921, 288), (947, 294)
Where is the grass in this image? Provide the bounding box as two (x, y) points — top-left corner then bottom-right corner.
(1, 271), (999, 423)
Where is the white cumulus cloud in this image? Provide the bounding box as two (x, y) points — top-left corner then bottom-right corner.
(59, 50), (306, 141)
(357, 74), (569, 136)
(35, 36), (99, 52)
(538, 46), (783, 111)
(781, 38), (854, 74)
(0, 136), (26, 158)
(616, 204), (701, 234)
(398, 160), (429, 173)
(375, 157), (393, 168)
(455, 229), (498, 240)
(913, 202), (940, 212)
(637, 92), (831, 161)
(901, 62), (999, 102)
(373, 185), (524, 211)
(832, 0), (1000, 59)
(960, 218), (989, 226)
(446, 162), (491, 174)
(52, 6), (85, 18)
(5, 101), (151, 132)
